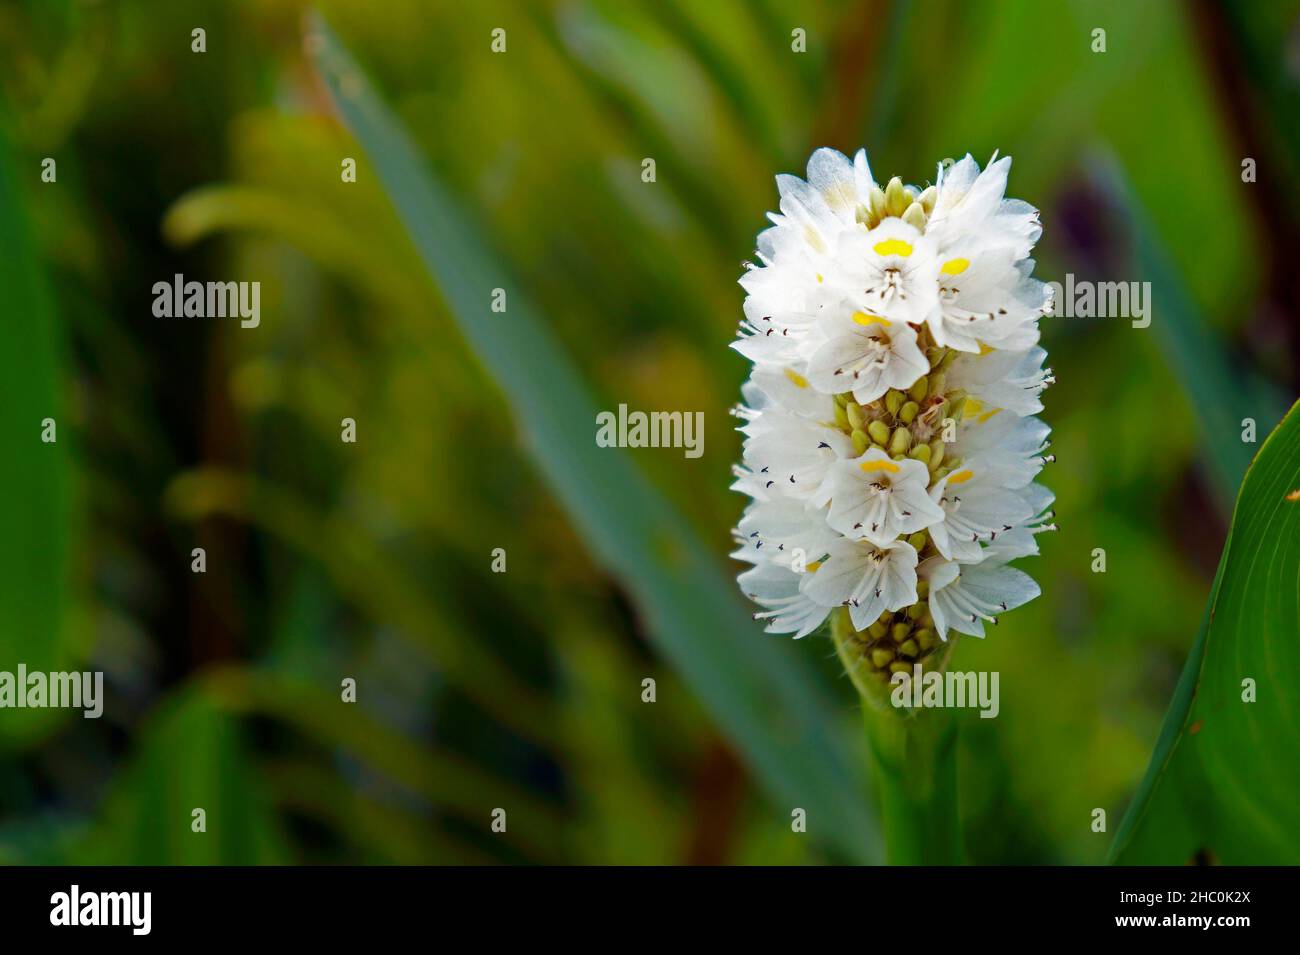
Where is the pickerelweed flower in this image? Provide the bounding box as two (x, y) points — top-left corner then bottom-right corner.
(732, 148), (1056, 687)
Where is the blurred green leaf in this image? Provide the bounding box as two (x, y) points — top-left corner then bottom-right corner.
(261, 758), (491, 865)
(80, 687), (289, 864)
(0, 104), (77, 742)
(163, 467), (560, 752)
(164, 183), (426, 313)
(646, 0), (791, 162)
(306, 12), (882, 863)
(1099, 159), (1285, 508)
(554, 611), (688, 864)
(1110, 399), (1300, 864)
(202, 667), (569, 862)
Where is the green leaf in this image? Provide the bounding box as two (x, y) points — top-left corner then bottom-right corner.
(78, 688), (290, 864)
(200, 667), (569, 862)
(305, 13), (881, 863)
(163, 467), (561, 753)
(1110, 399), (1300, 864)
(0, 103), (78, 742)
(1097, 159), (1285, 508)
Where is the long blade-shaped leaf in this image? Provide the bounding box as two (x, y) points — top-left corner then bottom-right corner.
(1110, 399), (1300, 863)
(0, 106), (77, 742)
(305, 13), (880, 862)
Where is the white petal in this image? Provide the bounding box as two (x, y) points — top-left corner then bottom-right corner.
(853, 149), (875, 200)
(800, 538), (871, 609)
(805, 321), (927, 403)
(827, 451), (942, 544)
(806, 147), (859, 221)
(739, 562), (831, 638)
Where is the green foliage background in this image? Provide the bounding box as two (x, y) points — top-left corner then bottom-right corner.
(0, 0), (1296, 865)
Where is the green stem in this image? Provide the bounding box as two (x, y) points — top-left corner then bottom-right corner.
(831, 608), (963, 865)
(861, 702), (961, 864)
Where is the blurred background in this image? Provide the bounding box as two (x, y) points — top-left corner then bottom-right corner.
(1, 0), (1297, 865)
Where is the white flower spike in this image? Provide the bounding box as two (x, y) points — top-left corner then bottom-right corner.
(733, 147), (1054, 682)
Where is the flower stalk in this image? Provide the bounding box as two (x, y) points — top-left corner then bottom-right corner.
(831, 608), (962, 864)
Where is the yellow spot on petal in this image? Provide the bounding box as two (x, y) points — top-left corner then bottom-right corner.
(851, 311), (891, 327)
(963, 396), (1001, 423)
(978, 342), (995, 356)
(946, 468), (974, 485)
(784, 368), (809, 389)
(816, 272), (824, 283)
(804, 226), (827, 254)
(859, 459), (901, 474)
(873, 238), (913, 257)
(805, 560), (822, 573)
(940, 257), (970, 276)
(824, 184), (854, 211)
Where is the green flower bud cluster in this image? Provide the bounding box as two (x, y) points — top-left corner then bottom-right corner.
(856, 176), (937, 231)
(831, 324), (970, 678)
(846, 573), (942, 678)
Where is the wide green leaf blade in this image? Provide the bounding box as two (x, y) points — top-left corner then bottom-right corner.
(1110, 399), (1300, 863)
(0, 104), (78, 742)
(305, 14), (880, 862)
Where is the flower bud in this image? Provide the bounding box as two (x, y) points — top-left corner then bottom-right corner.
(884, 177), (908, 217)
